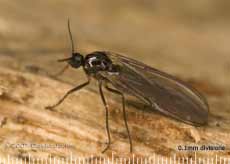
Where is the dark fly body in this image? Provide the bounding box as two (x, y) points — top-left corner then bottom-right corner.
(46, 20), (209, 153)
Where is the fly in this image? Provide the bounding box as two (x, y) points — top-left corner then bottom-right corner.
(46, 20), (209, 153)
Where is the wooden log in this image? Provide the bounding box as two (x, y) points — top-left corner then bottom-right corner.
(0, 66), (229, 162)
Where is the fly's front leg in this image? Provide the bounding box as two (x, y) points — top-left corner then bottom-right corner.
(105, 84), (133, 153)
(98, 80), (111, 153)
(51, 64), (69, 78)
(46, 78), (90, 110)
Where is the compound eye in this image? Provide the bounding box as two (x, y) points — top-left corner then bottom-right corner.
(74, 55), (82, 63)
(69, 53), (83, 68)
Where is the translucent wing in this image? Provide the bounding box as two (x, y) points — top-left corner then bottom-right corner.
(99, 51), (209, 126)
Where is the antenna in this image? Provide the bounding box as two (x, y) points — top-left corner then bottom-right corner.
(68, 19), (75, 54)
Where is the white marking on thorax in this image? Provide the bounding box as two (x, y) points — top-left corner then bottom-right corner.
(88, 57), (97, 67)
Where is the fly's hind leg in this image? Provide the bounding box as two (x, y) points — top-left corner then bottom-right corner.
(98, 80), (111, 153)
(105, 84), (133, 153)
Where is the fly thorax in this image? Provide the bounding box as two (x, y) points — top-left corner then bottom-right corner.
(84, 55), (112, 74)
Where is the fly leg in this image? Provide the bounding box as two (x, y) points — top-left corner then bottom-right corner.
(51, 64), (69, 78)
(105, 85), (133, 153)
(46, 78), (90, 110)
(98, 80), (111, 153)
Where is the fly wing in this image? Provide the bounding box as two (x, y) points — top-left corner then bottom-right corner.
(99, 51), (209, 126)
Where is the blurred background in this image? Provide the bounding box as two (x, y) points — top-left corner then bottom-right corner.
(0, 0), (230, 89)
(0, 0), (230, 158)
